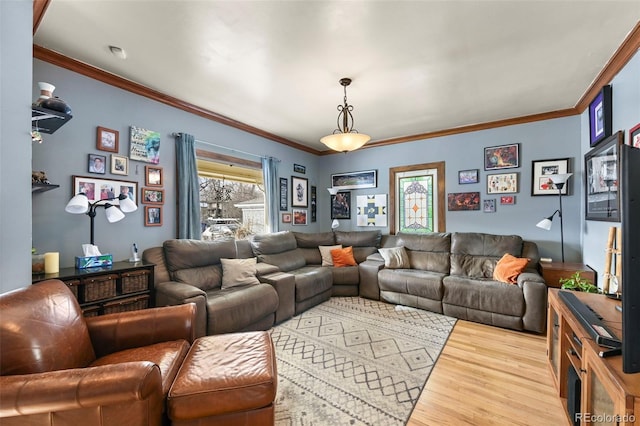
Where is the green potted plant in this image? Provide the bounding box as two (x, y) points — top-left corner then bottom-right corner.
(559, 271), (600, 293)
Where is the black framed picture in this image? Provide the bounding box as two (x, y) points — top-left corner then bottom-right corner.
(531, 158), (570, 196)
(88, 154), (107, 174)
(585, 131), (623, 221)
(484, 143), (519, 170)
(588, 85), (612, 147)
(458, 169), (479, 184)
(310, 185), (317, 222)
(331, 191), (351, 219)
(279, 177), (288, 211)
(291, 176), (308, 207)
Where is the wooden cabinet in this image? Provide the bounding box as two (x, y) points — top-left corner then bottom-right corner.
(33, 261), (154, 317)
(540, 262), (596, 288)
(547, 289), (640, 425)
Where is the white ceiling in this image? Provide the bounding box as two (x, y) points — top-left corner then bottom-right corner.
(34, 1), (640, 152)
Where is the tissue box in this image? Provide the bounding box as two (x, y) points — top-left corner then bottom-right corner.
(75, 254), (113, 269)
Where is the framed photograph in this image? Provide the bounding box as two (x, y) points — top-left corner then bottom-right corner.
(96, 126), (119, 153)
(331, 191), (351, 219)
(311, 185), (317, 222)
(458, 169), (479, 184)
(484, 143), (519, 170)
(585, 131), (623, 221)
(291, 176), (308, 207)
(293, 164), (306, 174)
(279, 177), (288, 211)
(72, 175), (137, 206)
(292, 209), (307, 225)
(88, 154), (107, 174)
(282, 212), (292, 223)
(500, 196), (516, 205)
(144, 206), (162, 226)
(531, 158), (570, 196)
(589, 85), (612, 147)
(141, 187), (164, 205)
(111, 154), (128, 175)
(487, 172), (518, 194)
(447, 192), (480, 211)
(483, 199), (496, 213)
(145, 166), (163, 186)
(130, 126), (161, 164)
(629, 122), (640, 148)
(331, 169), (377, 190)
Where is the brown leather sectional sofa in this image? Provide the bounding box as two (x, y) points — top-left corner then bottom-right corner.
(145, 230), (547, 336)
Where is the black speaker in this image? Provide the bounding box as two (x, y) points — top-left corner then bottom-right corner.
(567, 364), (581, 426)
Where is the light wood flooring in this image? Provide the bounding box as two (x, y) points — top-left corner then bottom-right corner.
(408, 320), (569, 426)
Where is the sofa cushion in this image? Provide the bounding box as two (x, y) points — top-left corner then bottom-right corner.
(221, 258), (260, 288)
(334, 230), (381, 247)
(397, 232), (451, 274)
(331, 265), (360, 285)
(379, 269), (445, 301)
(205, 284), (279, 334)
(293, 231), (335, 248)
(173, 264), (222, 291)
(164, 239), (237, 272)
(378, 246), (410, 269)
(450, 233), (523, 278)
(250, 231), (297, 255)
(319, 244), (342, 266)
(493, 253), (529, 284)
(352, 246), (378, 263)
(257, 250), (306, 272)
(331, 246), (357, 267)
(442, 275), (525, 317)
(290, 266), (333, 302)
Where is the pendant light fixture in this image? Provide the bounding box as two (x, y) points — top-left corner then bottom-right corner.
(320, 78), (371, 153)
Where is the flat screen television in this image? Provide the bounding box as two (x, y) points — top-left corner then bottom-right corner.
(620, 143), (640, 374)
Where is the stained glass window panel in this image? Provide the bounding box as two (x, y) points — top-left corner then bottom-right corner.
(399, 175), (433, 233)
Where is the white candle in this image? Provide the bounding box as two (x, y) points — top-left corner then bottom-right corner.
(44, 252), (59, 274)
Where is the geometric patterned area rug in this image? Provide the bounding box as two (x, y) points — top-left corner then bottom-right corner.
(272, 297), (457, 425)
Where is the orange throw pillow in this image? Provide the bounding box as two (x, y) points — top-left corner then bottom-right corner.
(330, 246), (357, 267)
(493, 253), (529, 284)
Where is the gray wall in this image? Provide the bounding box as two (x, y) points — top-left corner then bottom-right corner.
(318, 116), (584, 262)
(1, 1), (32, 294)
(582, 50), (640, 288)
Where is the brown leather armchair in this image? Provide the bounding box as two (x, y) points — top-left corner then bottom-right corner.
(0, 279), (196, 426)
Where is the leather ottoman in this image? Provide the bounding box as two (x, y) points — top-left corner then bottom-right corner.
(167, 331), (277, 426)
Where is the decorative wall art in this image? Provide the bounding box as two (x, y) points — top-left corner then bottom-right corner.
(458, 169), (479, 184)
(398, 173), (435, 232)
(293, 164), (306, 174)
(111, 154), (128, 175)
(291, 176), (308, 207)
(629, 122), (640, 148)
(588, 85), (612, 147)
(72, 175), (137, 206)
(500, 196), (516, 205)
(585, 131), (623, 222)
(145, 206), (162, 226)
(487, 172), (518, 194)
(129, 126), (161, 164)
(356, 194), (387, 227)
(447, 192), (480, 211)
(292, 209), (307, 225)
(484, 143), (519, 170)
(331, 191), (351, 220)
(145, 166), (163, 186)
(531, 158), (570, 196)
(483, 199), (496, 213)
(282, 212), (292, 223)
(141, 188), (164, 205)
(96, 126), (119, 153)
(331, 169), (377, 190)
(310, 186), (317, 222)
(279, 177), (288, 211)
(88, 154), (107, 174)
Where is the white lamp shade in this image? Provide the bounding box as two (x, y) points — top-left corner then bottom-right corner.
(119, 196), (138, 213)
(331, 219), (340, 229)
(536, 218), (553, 231)
(104, 205), (125, 223)
(549, 173), (573, 185)
(327, 187), (339, 195)
(65, 193), (89, 214)
(320, 132), (370, 152)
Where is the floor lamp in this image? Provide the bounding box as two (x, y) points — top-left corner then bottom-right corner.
(327, 187), (340, 230)
(536, 173), (572, 262)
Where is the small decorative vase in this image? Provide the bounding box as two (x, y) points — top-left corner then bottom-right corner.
(33, 81), (73, 116)
(32, 254), (45, 275)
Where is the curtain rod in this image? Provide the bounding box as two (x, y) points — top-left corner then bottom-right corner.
(172, 132), (277, 161)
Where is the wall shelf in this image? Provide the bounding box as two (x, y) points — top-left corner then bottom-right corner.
(32, 106), (72, 134)
(32, 183), (60, 193)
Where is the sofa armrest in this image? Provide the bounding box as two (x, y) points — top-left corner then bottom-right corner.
(87, 304), (197, 357)
(519, 279), (548, 333)
(366, 252), (384, 262)
(256, 262), (280, 277)
(155, 281), (208, 338)
(0, 362), (162, 420)
(517, 271), (545, 286)
(259, 271), (295, 323)
(359, 260), (385, 300)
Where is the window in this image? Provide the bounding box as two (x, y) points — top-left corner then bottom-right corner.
(197, 154), (264, 240)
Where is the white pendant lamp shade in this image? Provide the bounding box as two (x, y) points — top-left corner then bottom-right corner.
(104, 204), (125, 223)
(320, 132), (371, 153)
(65, 193), (89, 214)
(119, 196), (138, 213)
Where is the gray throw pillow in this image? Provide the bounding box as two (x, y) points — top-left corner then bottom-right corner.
(220, 257), (260, 288)
(378, 246), (410, 269)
